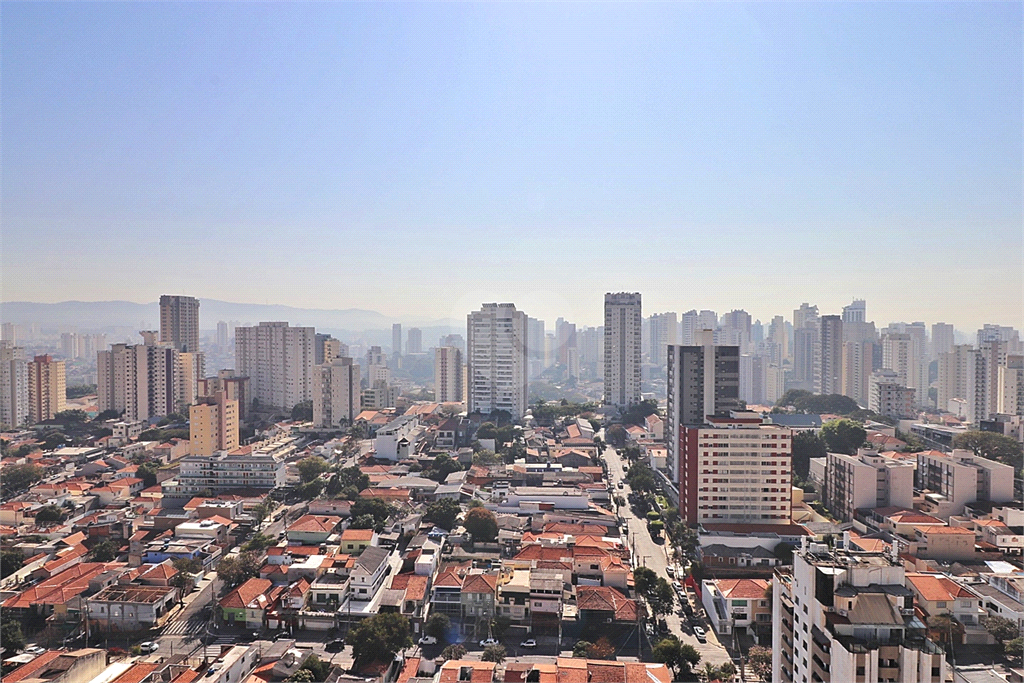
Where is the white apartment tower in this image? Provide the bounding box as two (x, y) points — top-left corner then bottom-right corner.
(313, 357), (361, 429)
(931, 322), (955, 359)
(822, 448), (915, 522)
(0, 340), (29, 428)
(937, 345), (974, 413)
(234, 322), (316, 412)
(434, 346), (464, 403)
(997, 355), (1024, 415)
(97, 338), (181, 421)
(647, 312), (678, 367)
(467, 303), (528, 419)
(881, 333), (922, 396)
(819, 315), (843, 395)
(841, 340), (874, 408)
(604, 292), (642, 407)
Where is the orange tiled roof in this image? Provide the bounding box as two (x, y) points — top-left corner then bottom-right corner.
(714, 578), (770, 600)
(220, 577), (272, 610)
(112, 663), (160, 683)
(4, 650), (63, 682)
(906, 573), (977, 602)
(288, 515), (341, 533)
(462, 572), (498, 594)
(576, 586), (637, 622)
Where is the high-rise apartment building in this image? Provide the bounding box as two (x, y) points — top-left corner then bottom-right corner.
(603, 292), (642, 407)
(841, 299), (866, 323)
(931, 322), (954, 359)
(997, 355), (1024, 416)
(177, 352), (206, 408)
(648, 312), (678, 367)
(773, 541), (946, 683)
(526, 317), (546, 379)
(0, 341), (29, 428)
(159, 295), (200, 353)
(822, 449), (915, 522)
(665, 332), (742, 483)
(407, 328), (423, 354)
(881, 333), (922, 394)
(868, 370), (915, 419)
(467, 303), (528, 419)
(555, 319), (577, 366)
(577, 326), (603, 372)
(840, 340), (874, 408)
(968, 340), (1009, 424)
(819, 315), (843, 395)
(198, 371), (251, 424)
(315, 334), (345, 366)
(937, 345), (973, 413)
(190, 390), (239, 456)
(97, 338), (181, 421)
(234, 322), (315, 412)
(718, 309), (752, 349)
(217, 321), (230, 348)
(792, 303), (819, 392)
(677, 414), (792, 526)
(977, 324), (1021, 354)
(313, 357), (361, 429)
(28, 355), (66, 423)
(434, 346), (464, 403)
(392, 323), (402, 357)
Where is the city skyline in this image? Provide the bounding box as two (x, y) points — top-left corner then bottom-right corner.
(2, 2), (1021, 332)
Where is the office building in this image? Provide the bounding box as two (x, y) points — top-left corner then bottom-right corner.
(198, 371), (251, 424)
(868, 370), (915, 419)
(931, 322), (954, 359)
(604, 292), (642, 407)
(159, 295), (200, 352)
(0, 341), (29, 428)
(392, 323), (402, 357)
(234, 322), (315, 412)
(841, 340), (873, 408)
(190, 390), (240, 456)
(407, 327), (423, 354)
(677, 414), (792, 526)
(313, 357), (361, 429)
(434, 346), (464, 403)
(665, 332), (742, 482)
(773, 541), (945, 683)
(648, 312), (678, 367)
(467, 303), (528, 419)
(819, 315), (843, 395)
(822, 449), (915, 522)
(27, 354), (66, 423)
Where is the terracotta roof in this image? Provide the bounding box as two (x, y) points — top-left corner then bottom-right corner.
(396, 657), (421, 683)
(341, 528), (374, 541)
(713, 578), (770, 600)
(4, 562), (119, 609)
(438, 660), (496, 683)
(220, 577), (273, 610)
(906, 573), (977, 603)
(390, 573), (429, 602)
(171, 669), (201, 683)
(462, 572), (499, 594)
(4, 650), (63, 682)
(917, 525), (973, 535)
(112, 663), (160, 683)
(514, 546), (572, 562)
(576, 586), (638, 622)
(288, 515), (341, 534)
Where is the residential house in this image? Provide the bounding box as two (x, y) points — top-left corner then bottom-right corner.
(87, 583), (179, 630)
(347, 545), (391, 603)
(340, 528), (377, 555)
(904, 573), (990, 644)
(575, 586), (639, 636)
(220, 578), (273, 626)
(701, 578), (772, 643)
(286, 515), (341, 545)
(461, 571), (498, 638)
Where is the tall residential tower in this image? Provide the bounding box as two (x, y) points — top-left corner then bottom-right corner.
(603, 292), (642, 407)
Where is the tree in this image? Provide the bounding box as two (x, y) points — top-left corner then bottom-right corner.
(718, 661), (737, 680)
(586, 637), (615, 660)
(171, 558), (202, 593)
(649, 577), (675, 616)
(747, 646), (772, 681)
(1005, 637), (1024, 661)
(953, 431), (1024, 470)
(622, 399), (660, 426)
(53, 409), (89, 424)
(821, 418), (867, 455)
(35, 504), (64, 524)
(89, 539), (118, 562)
(791, 431), (827, 481)
(982, 614), (1021, 643)
(633, 567), (658, 596)
(425, 499), (462, 531)
(293, 479), (324, 501)
(350, 498), (394, 531)
(1, 464), (44, 495)
(463, 507), (498, 542)
(300, 654), (331, 682)
(440, 644), (467, 660)
(472, 449), (501, 466)
(286, 670), (314, 683)
(652, 637), (701, 678)
(217, 551), (262, 587)
(296, 456), (331, 483)
(928, 613), (964, 645)
(1, 620), (26, 652)
(605, 425), (627, 448)
(573, 640), (592, 658)
(625, 462), (656, 493)
(424, 454), (464, 482)
(291, 400), (314, 421)
(481, 644), (506, 663)
(252, 500), (275, 526)
(349, 514), (376, 530)
(137, 461), (159, 488)
(243, 532), (275, 552)
(1, 549), (25, 579)
(334, 466), (370, 492)
(425, 613), (451, 640)
(348, 613), (413, 663)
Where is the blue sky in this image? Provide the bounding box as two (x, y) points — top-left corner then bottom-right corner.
(2, 2), (1021, 329)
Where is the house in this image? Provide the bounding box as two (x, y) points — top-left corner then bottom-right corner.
(697, 544), (782, 576)
(389, 572), (429, 635)
(701, 578), (772, 643)
(2, 649), (107, 683)
(436, 660), (496, 683)
(904, 573), (990, 644)
(911, 526), (976, 561)
(461, 571), (499, 637)
(432, 562), (471, 617)
(286, 515), (341, 545)
(220, 578), (273, 626)
(340, 527), (377, 555)
(347, 545), (391, 603)
(87, 584), (179, 630)
(576, 586), (639, 635)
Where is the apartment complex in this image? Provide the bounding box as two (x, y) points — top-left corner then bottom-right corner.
(665, 332), (742, 483)
(27, 354), (66, 423)
(603, 292), (642, 407)
(434, 346), (463, 403)
(313, 357), (361, 429)
(0, 340), (29, 427)
(159, 295), (200, 353)
(190, 390), (240, 457)
(841, 340), (874, 408)
(773, 541), (945, 683)
(677, 413), (792, 526)
(819, 315), (843, 395)
(647, 311), (677, 367)
(868, 370), (915, 419)
(197, 371), (251, 424)
(916, 449), (1015, 515)
(176, 450), (287, 495)
(822, 449), (915, 522)
(98, 340), (182, 421)
(235, 322), (315, 412)
(467, 303), (528, 419)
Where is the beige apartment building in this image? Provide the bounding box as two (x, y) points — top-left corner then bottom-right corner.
(28, 354), (66, 423)
(190, 390), (239, 456)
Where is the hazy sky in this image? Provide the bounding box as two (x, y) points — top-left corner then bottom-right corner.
(2, 2), (1021, 330)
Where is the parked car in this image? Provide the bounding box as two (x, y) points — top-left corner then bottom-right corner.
(520, 639), (537, 649)
(325, 639), (345, 652)
(273, 631), (290, 642)
(139, 642), (159, 654)
(479, 638), (500, 647)
(25, 646), (46, 655)
(693, 626), (707, 643)
(666, 566), (675, 577)
(419, 636), (437, 646)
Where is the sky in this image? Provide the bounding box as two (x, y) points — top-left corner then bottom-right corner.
(2, 2), (1021, 331)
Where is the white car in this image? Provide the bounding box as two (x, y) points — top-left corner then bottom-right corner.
(418, 636), (437, 646)
(25, 646), (46, 655)
(479, 638), (500, 647)
(139, 642), (159, 654)
(519, 639), (537, 649)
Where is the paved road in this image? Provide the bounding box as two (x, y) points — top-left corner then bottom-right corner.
(602, 444), (732, 668)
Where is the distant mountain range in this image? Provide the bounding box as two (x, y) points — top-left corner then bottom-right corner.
(0, 299), (459, 334)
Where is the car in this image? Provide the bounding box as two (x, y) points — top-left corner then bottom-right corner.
(520, 639), (537, 649)
(273, 631), (290, 642)
(479, 638), (500, 647)
(325, 639), (345, 652)
(418, 636), (437, 646)
(139, 641), (159, 654)
(666, 566), (675, 577)
(693, 626), (707, 643)
(24, 646), (46, 655)
(658, 619), (668, 633)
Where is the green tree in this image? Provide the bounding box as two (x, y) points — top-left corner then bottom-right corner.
(605, 425), (627, 448)
(586, 637), (615, 660)
(953, 431), (1024, 470)
(1005, 636), (1024, 661)
(622, 399), (660, 426)
(2, 464), (44, 495)
(424, 454), (464, 482)
(481, 644), (506, 663)
(243, 532), (276, 552)
(137, 461), (159, 488)
(472, 449), (501, 466)
(293, 479), (325, 500)
(350, 498), (394, 531)
(348, 613), (413, 663)
(463, 506), (498, 542)
(424, 499), (462, 531)
(1, 549), (25, 579)
(572, 641), (592, 658)
(296, 456), (331, 483)
(334, 466), (370, 492)
(217, 551), (261, 587)
(300, 654), (331, 681)
(440, 644), (467, 660)
(291, 400), (314, 421)
(286, 670), (314, 683)
(747, 646), (772, 681)
(633, 567), (658, 596)
(252, 499), (275, 526)
(821, 418), (867, 455)
(53, 409), (89, 424)
(171, 558), (202, 593)
(652, 637), (701, 678)
(349, 514), (376, 530)
(982, 615), (1021, 643)
(425, 612), (451, 640)
(625, 461), (656, 493)
(1, 620), (26, 652)
(89, 539), (118, 562)
(791, 431), (827, 481)
(35, 504), (64, 524)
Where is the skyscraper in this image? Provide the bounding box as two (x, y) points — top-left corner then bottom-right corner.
(819, 315), (843, 395)
(527, 317), (546, 379)
(234, 322), (315, 412)
(28, 355), (66, 423)
(97, 337), (181, 421)
(0, 341), (29, 428)
(467, 303), (528, 419)
(313, 357), (361, 429)
(392, 323), (403, 357)
(792, 303), (820, 391)
(216, 321), (230, 348)
(603, 292), (642, 407)
(937, 345), (973, 412)
(841, 340), (874, 407)
(648, 312), (678, 367)
(407, 327), (423, 354)
(159, 295), (200, 353)
(190, 390), (239, 456)
(931, 322), (955, 359)
(434, 346), (464, 403)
